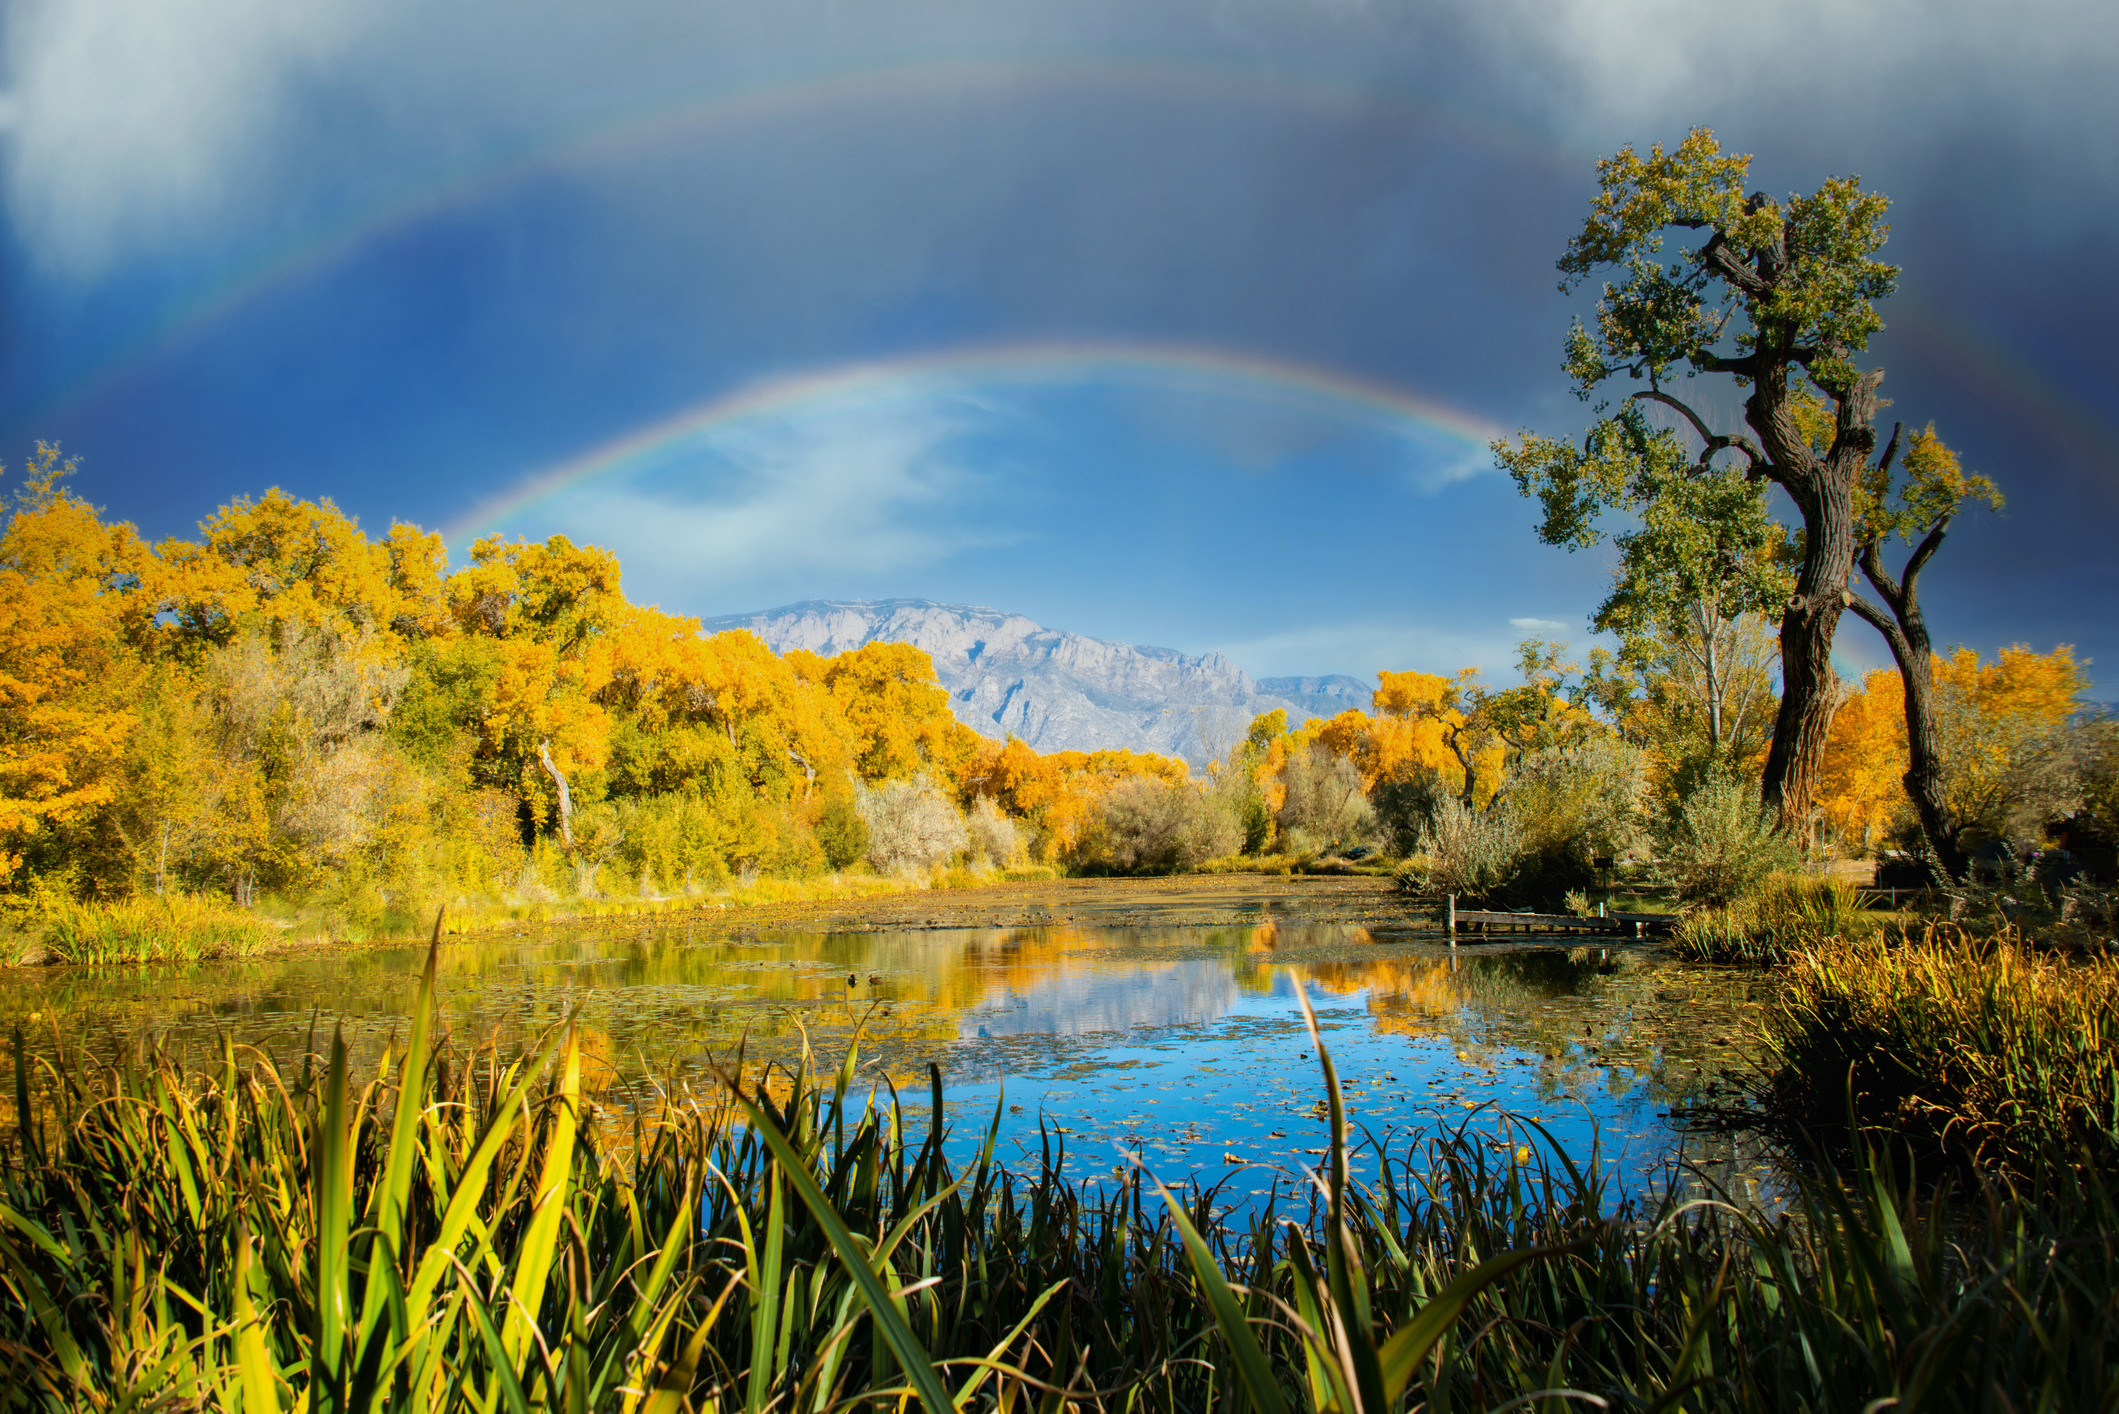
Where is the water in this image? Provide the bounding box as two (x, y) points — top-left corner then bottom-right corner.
(2, 902), (1778, 1201)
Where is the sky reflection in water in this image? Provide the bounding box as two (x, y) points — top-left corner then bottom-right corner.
(5, 917), (1775, 1202)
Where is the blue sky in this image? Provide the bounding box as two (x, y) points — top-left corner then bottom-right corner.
(2, 0), (2115, 690)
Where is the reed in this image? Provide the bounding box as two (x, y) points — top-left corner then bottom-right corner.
(22, 893), (282, 965)
(1671, 874), (1875, 964)
(1762, 923), (2119, 1175)
(3, 917), (2116, 1410)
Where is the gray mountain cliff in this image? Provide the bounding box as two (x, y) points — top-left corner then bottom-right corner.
(698, 599), (1371, 764)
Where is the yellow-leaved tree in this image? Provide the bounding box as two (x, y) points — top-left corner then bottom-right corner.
(0, 446), (151, 886)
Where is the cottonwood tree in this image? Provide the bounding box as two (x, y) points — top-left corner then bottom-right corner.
(1840, 424), (2003, 877)
(1497, 129), (1906, 828)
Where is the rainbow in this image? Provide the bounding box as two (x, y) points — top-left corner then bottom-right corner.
(1889, 301), (2119, 471)
(22, 57), (1558, 428)
(446, 342), (1506, 540)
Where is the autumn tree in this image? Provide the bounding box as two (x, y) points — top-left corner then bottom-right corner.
(1818, 645), (2089, 869)
(1927, 645), (2088, 861)
(0, 446), (150, 884)
(1498, 129), (1905, 828)
(151, 488), (408, 657)
(1840, 425), (2005, 877)
(1815, 669), (1907, 855)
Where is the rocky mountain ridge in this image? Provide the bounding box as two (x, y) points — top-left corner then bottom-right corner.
(699, 599), (1371, 764)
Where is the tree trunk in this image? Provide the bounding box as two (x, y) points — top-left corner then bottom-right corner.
(1751, 371), (1876, 830)
(1847, 518), (1968, 881)
(538, 739), (574, 849)
(1895, 651), (1964, 881)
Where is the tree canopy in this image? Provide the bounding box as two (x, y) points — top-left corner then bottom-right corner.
(1498, 129), (2001, 847)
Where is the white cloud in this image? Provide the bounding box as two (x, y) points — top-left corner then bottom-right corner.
(521, 398), (1003, 614)
(1454, 0), (2119, 171)
(2, 0), (383, 271)
(1508, 616), (1569, 634)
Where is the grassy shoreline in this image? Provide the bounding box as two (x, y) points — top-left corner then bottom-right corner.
(4, 936), (2112, 1410)
(0, 867), (1082, 968)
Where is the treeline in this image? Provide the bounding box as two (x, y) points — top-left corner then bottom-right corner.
(4, 442), (2108, 933)
(0, 447), (1201, 926)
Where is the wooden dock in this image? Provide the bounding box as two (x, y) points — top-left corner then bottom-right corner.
(1442, 895), (1672, 941)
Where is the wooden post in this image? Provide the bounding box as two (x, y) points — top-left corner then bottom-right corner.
(1446, 893), (1456, 945)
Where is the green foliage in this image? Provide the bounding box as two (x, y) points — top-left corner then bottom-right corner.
(1763, 926), (2119, 1176)
(1370, 771), (1448, 858)
(814, 793), (871, 871)
(1556, 128), (1897, 392)
(1659, 770), (1799, 904)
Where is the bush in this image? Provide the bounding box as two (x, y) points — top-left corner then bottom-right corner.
(815, 794), (870, 871)
(965, 796), (1026, 868)
(1091, 776), (1242, 873)
(1417, 795), (1523, 902)
(856, 776), (966, 874)
(1372, 771), (1450, 857)
(1659, 770), (1798, 904)
(1276, 745), (1376, 853)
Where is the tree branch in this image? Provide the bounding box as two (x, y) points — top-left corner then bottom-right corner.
(1841, 590), (1910, 662)
(1876, 420), (1904, 477)
(1901, 516), (1952, 598)
(1689, 348), (1765, 380)
(1629, 390), (1766, 471)
(1858, 536), (1902, 610)
(1699, 234), (1769, 297)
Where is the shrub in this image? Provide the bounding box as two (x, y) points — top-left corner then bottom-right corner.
(1372, 771), (1450, 857)
(1508, 740), (1644, 863)
(1659, 770), (1798, 904)
(1418, 795), (1523, 902)
(965, 795), (1026, 868)
(1092, 776), (1242, 873)
(1276, 744), (1375, 853)
(856, 776), (966, 874)
(815, 794), (871, 871)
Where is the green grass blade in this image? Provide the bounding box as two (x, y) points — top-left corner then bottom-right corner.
(315, 1026), (354, 1409)
(1148, 1171), (1292, 1414)
(722, 1069), (959, 1414)
(233, 1222), (283, 1414)
(1375, 1243), (1575, 1404)
(503, 1027), (580, 1373)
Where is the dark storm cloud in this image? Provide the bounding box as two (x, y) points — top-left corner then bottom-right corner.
(0, 0), (2112, 681)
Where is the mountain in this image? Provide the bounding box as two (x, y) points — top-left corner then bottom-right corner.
(698, 599), (1372, 764)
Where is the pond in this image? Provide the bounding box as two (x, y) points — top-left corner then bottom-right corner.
(2, 881), (1778, 1202)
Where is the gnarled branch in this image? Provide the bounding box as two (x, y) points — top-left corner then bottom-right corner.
(1628, 390), (1766, 472)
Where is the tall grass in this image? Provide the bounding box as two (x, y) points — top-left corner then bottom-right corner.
(1762, 924), (2119, 1175)
(1671, 874), (1875, 964)
(23, 894), (282, 964)
(5, 917), (2117, 1410)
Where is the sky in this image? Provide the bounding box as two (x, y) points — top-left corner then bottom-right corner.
(2, 0), (2114, 692)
